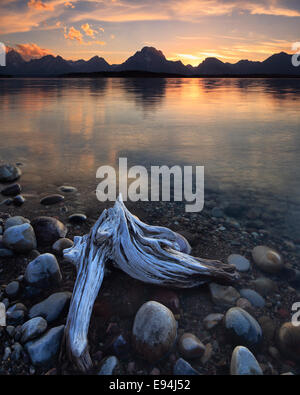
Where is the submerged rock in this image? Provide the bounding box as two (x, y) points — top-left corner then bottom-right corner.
(3, 223), (37, 252)
(25, 325), (64, 367)
(230, 346), (263, 375)
(40, 194), (64, 205)
(31, 216), (67, 246)
(132, 301), (177, 363)
(0, 164), (22, 182)
(252, 246), (284, 274)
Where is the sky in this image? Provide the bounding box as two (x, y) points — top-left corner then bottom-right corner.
(0, 0), (300, 66)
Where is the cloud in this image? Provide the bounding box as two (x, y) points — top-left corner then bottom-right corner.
(81, 23), (97, 37)
(64, 1), (75, 8)
(9, 43), (53, 60)
(64, 26), (83, 42)
(27, 0), (54, 11)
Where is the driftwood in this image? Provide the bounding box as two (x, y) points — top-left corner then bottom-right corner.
(62, 194), (238, 371)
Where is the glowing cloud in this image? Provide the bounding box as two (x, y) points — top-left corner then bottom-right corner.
(64, 26), (83, 42)
(81, 23), (97, 38)
(27, 0), (54, 11)
(9, 43), (53, 60)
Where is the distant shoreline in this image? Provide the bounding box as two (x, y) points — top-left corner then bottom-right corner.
(1, 70), (300, 79)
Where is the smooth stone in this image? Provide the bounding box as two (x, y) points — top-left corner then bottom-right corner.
(3, 223), (37, 252)
(98, 356), (122, 375)
(4, 216), (30, 230)
(7, 303), (27, 314)
(252, 246), (284, 274)
(230, 346), (263, 375)
(209, 283), (240, 306)
(29, 292), (72, 323)
(40, 194), (64, 205)
(178, 333), (205, 359)
(25, 253), (62, 288)
(6, 326), (15, 337)
(251, 277), (278, 296)
(5, 281), (20, 298)
(21, 317), (48, 343)
(52, 238), (73, 255)
(224, 307), (262, 349)
(58, 186), (77, 193)
(6, 309), (26, 326)
(132, 301), (177, 363)
(277, 322), (300, 361)
(13, 195), (25, 206)
(228, 254), (250, 272)
(239, 289), (265, 308)
(31, 216), (67, 246)
(173, 358), (199, 375)
(3, 347), (11, 361)
(203, 313), (224, 330)
(0, 164), (22, 182)
(1, 183), (22, 196)
(25, 325), (64, 367)
(11, 342), (23, 361)
(68, 213), (87, 224)
(236, 298), (253, 311)
(0, 302), (6, 326)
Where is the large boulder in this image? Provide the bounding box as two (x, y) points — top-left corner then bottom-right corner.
(24, 253), (62, 288)
(31, 216), (67, 246)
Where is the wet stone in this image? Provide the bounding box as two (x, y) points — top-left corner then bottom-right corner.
(230, 346), (263, 375)
(52, 238), (73, 255)
(209, 283), (240, 306)
(58, 185), (77, 193)
(224, 307), (262, 350)
(24, 253), (62, 289)
(278, 322), (300, 362)
(31, 216), (67, 246)
(3, 223), (37, 253)
(132, 301), (177, 363)
(251, 277), (278, 296)
(29, 292), (72, 323)
(239, 289), (265, 308)
(4, 216), (30, 230)
(228, 254), (250, 272)
(5, 281), (20, 298)
(40, 194), (64, 205)
(68, 213), (87, 224)
(173, 358), (199, 375)
(13, 195), (25, 206)
(178, 333), (205, 359)
(252, 246), (284, 274)
(21, 317), (48, 344)
(0, 164), (22, 182)
(1, 183), (22, 196)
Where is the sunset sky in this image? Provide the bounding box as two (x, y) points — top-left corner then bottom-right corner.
(1, 0), (300, 65)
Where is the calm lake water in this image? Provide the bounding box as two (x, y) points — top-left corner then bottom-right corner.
(0, 77), (300, 236)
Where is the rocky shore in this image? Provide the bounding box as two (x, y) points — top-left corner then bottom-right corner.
(1, 162), (300, 375)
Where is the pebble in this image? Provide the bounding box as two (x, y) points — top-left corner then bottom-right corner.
(239, 289), (265, 308)
(58, 186), (77, 193)
(29, 292), (72, 323)
(52, 238), (73, 255)
(6, 303), (27, 325)
(173, 358), (199, 375)
(31, 216), (67, 246)
(13, 195), (25, 206)
(1, 183), (22, 196)
(236, 298), (253, 311)
(252, 245), (284, 274)
(224, 307), (262, 349)
(0, 302), (6, 326)
(132, 301), (177, 363)
(24, 253), (62, 288)
(230, 346), (263, 375)
(25, 325), (65, 367)
(40, 194), (64, 205)
(251, 277), (278, 296)
(11, 342), (23, 361)
(178, 333), (205, 359)
(203, 313), (224, 330)
(0, 164), (22, 182)
(68, 213), (87, 224)
(98, 356), (122, 375)
(21, 317), (48, 343)
(211, 207), (224, 218)
(209, 283), (240, 306)
(4, 216), (30, 230)
(278, 322), (300, 361)
(3, 223), (37, 252)
(5, 281), (20, 298)
(228, 254), (250, 272)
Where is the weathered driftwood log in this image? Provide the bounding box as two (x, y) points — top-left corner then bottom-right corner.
(62, 195), (238, 371)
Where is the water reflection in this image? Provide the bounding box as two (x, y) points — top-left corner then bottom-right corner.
(0, 77), (299, 218)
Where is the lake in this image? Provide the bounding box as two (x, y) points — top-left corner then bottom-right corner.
(0, 77), (300, 238)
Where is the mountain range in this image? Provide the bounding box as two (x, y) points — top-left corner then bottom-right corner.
(1, 46), (299, 76)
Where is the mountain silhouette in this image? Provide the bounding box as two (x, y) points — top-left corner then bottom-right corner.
(1, 46), (299, 76)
